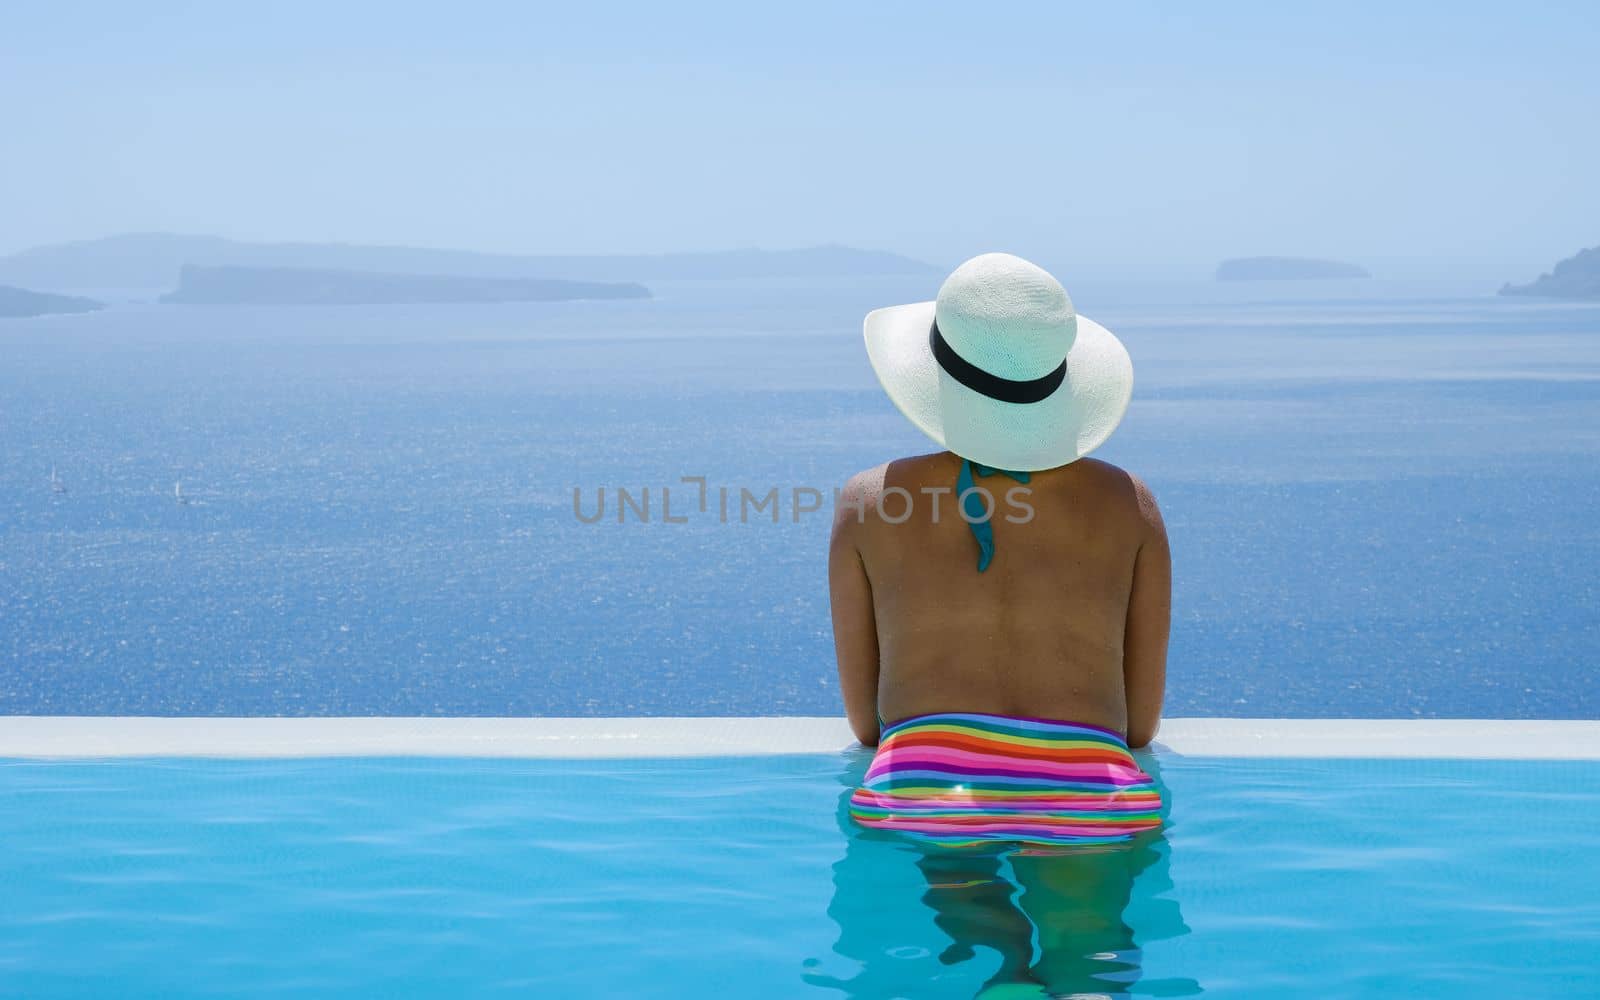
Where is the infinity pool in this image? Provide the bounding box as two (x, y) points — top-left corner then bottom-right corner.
(1, 750), (1596, 999)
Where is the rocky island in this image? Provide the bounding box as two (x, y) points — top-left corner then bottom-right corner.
(159, 265), (651, 306)
(0, 284), (103, 319)
(1500, 245), (1600, 300)
(1216, 256), (1370, 281)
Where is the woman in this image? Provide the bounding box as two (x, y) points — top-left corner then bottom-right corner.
(830, 252), (1170, 851)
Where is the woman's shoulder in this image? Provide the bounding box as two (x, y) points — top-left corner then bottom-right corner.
(830, 453), (958, 547)
(834, 452), (953, 506)
(1057, 456), (1159, 500)
(1079, 459), (1166, 539)
(1034, 457), (1165, 539)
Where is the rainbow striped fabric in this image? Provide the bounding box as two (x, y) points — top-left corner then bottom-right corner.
(849, 712), (1164, 849)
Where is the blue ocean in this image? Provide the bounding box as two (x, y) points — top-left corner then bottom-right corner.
(2, 277), (1597, 717)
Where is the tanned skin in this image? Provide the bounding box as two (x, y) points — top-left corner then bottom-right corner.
(829, 450), (1170, 749)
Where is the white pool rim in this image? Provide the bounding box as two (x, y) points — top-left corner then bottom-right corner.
(2, 717), (1598, 759)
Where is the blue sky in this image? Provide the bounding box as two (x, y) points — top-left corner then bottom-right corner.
(3, 1), (1596, 279)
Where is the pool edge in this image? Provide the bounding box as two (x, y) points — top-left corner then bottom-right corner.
(2, 717), (1599, 759)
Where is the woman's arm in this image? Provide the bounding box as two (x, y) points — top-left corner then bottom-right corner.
(829, 474), (881, 747)
(1123, 474), (1171, 749)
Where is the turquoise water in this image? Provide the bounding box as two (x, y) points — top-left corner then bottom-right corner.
(2, 752), (1596, 998)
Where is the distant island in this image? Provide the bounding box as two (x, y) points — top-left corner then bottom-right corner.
(1216, 256), (1371, 281)
(160, 265), (650, 306)
(0, 283), (103, 319)
(1499, 245), (1600, 300)
(0, 234), (939, 290)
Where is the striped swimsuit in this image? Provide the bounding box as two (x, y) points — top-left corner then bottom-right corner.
(848, 712), (1164, 849)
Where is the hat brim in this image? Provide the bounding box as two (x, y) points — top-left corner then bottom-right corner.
(863, 300), (1133, 472)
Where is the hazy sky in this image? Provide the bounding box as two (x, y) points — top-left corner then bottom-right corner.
(4, 1), (1596, 280)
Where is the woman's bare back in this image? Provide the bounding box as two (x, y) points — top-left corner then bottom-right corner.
(829, 450), (1170, 747)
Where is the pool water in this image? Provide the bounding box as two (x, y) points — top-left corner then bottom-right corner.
(2, 752), (1596, 998)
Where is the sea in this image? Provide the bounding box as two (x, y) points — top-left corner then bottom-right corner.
(2, 276), (1597, 717)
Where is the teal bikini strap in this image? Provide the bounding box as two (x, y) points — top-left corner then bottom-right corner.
(958, 457), (1030, 572)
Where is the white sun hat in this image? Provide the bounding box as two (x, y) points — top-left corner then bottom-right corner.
(863, 252), (1133, 472)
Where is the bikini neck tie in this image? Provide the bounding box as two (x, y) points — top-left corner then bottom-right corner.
(957, 457), (1030, 573)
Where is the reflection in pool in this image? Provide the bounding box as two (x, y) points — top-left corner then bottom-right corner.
(808, 749), (1201, 998)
